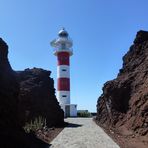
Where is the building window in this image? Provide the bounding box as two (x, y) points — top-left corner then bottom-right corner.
(62, 95), (67, 97)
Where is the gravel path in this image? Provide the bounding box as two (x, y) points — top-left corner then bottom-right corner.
(50, 118), (120, 148)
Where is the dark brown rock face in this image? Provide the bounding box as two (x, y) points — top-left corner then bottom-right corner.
(96, 30), (148, 136)
(0, 38), (63, 147)
(0, 38), (19, 129)
(0, 38), (31, 147)
(18, 68), (64, 127)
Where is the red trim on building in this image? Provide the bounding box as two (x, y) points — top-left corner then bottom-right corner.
(57, 52), (70, 65)
(58, 78), (70, 91)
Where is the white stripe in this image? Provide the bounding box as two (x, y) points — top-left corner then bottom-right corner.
(57, 65), (70, 78)
(57, 91), (70, 105)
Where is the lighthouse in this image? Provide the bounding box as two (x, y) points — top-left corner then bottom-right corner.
(50, 28), (77, 117)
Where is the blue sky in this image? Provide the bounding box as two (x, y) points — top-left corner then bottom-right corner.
(0, 0), (148, 112)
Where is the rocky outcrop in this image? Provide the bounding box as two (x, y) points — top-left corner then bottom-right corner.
(0, 38), (19, 129)
(0, 38), (30, 147)
(0, 38), (64, 147)
(96, 30), (148, 136)
(18, 68), (64, 127)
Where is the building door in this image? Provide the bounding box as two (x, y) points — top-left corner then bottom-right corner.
(65, 105), (70, 117)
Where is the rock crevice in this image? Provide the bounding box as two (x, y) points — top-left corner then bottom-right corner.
(96, 30), (148, 136)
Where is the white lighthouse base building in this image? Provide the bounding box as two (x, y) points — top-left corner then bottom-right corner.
(57, 91), (77, 117)
(60, 104), (77, 117)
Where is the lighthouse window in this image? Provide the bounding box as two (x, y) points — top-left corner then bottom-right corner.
(62, 69), (66, 72)
(62, 95), (67, 97)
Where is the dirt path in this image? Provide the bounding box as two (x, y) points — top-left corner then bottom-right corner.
(50, 118), (120, 148)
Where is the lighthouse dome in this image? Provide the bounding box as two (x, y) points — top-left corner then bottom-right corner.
(58, 28), (68, 37)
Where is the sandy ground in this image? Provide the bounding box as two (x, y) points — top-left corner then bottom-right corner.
(50, 118), (120, 148)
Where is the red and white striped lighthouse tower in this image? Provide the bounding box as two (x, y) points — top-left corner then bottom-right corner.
(51, 28), (77, 117)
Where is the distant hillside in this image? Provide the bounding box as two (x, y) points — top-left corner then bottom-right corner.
(96, 30), (148, 146)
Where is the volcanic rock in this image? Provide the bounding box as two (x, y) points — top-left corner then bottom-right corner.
(0, 38), (33, 147)
(96, 30), (148, 136)
(0, 38), (19, 129)
(0, 38), (63, 147)
(18, 68), (64, 127)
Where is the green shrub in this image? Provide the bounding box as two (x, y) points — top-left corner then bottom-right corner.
(23, 116), (47, 133)
(77, 111), (92, 117)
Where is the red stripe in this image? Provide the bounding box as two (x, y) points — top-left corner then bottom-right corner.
(58, 78), (70, 91)
(57, 52), (69, 65)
